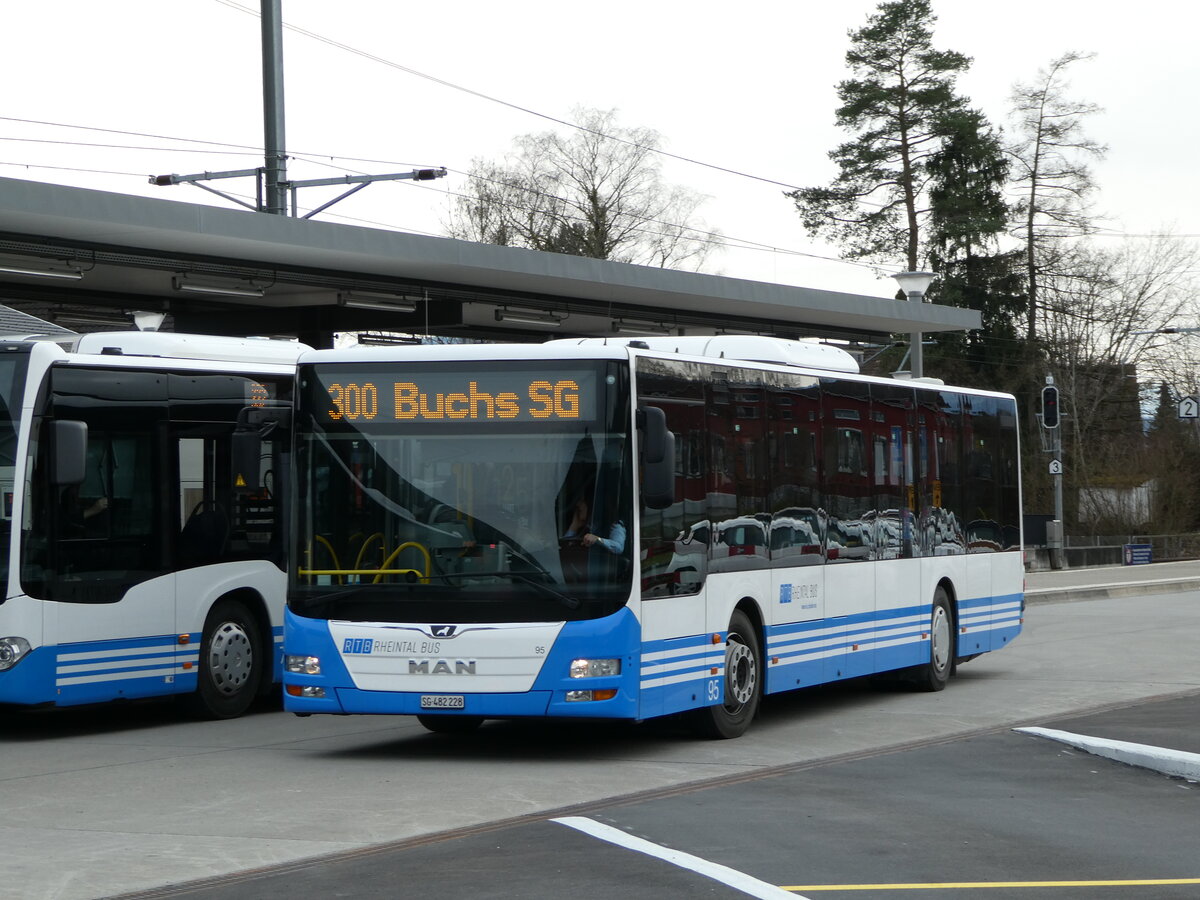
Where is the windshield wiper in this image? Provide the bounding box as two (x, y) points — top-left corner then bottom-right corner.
(295, 581), (453, 604)
(422, 570), (581, 610)
(295, 569), (581, 611)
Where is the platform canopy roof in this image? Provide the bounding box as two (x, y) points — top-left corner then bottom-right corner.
(0, 177), (980, 346)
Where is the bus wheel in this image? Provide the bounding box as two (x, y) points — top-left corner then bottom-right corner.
(690, 609), (761, 739)
(417, 715), (484, 734)
(191, 600), (263, 719)
(911, 587), (953, 692)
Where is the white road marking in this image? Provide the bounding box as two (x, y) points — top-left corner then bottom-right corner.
(553, 815), (807, 899)
(1015, 727), (1200, 782)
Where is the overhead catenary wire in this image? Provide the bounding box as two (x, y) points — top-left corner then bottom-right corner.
(0, 122), (888, 275)
(5, 133), (1188, 283)
(210, 0), (806, 193)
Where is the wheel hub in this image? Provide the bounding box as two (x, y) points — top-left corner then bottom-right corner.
(207, 621), (253, 696)
(725, 636), (756, 709)
(931, 604), (950, 672)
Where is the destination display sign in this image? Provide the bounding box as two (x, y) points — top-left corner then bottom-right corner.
(314, 368), (599, 424)
(246, 380), (273, 407)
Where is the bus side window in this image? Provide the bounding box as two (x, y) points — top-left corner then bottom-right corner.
(636, 360), (707, 600)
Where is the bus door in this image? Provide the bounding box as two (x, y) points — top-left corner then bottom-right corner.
(171, 371), (286, 630)
(36, 368), (176, 699)
(174, 425), (242, 633)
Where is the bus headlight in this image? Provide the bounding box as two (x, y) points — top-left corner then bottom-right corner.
(0, 637), (31, 671)
(569, 658), (620, 678)
(285, 654), (321, 675)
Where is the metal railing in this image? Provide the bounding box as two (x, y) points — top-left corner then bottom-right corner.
(1063, 533), (1200, 561)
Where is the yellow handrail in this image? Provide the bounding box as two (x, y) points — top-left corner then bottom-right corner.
(374, 541), (431, 584)
(306, 535), (343, 584)
(353, 532), (385, 572)
(298, 567), (425, 579)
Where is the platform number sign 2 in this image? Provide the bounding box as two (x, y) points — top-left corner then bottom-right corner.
(1179, 396), (1200, 419)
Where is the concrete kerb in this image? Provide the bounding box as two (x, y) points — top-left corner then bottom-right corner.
(1024, 577), (1200, 606)
(1014, 726), (1200, 783)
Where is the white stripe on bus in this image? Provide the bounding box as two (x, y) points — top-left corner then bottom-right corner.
(57, 654), (188, 674)
(57, 643), (179, 662)
(57, 667), (183, 686)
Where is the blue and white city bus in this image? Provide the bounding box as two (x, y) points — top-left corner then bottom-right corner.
(0, 331), (304, 717)
(282, 336), (1023, 737)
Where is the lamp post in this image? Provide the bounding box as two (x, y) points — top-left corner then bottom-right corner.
(892, 270), (937, 379)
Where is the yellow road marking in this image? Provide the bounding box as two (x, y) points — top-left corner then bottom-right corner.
(781, 879), (1200, 891)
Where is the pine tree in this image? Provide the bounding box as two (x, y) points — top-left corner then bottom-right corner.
(787, 0), (970, 270)
(925, 107), (1026, 384)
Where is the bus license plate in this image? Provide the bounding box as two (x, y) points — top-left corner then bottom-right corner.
(420, 695), (465, 709)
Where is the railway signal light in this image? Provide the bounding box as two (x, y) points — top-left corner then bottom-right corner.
(1041, 385), (1060, 429)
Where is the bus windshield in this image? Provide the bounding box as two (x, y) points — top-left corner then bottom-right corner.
(291, 359), (633, 624)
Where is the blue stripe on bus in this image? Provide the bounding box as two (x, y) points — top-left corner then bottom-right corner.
(51, 634), (200, 707)
(639, 632), (725, 718)
(2, 624), (284, 710)
(761, 591), (1022, 693)
(283, 592), (1022, 720)
(0, 645), (57, 705)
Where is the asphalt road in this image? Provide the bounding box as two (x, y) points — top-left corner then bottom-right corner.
(152, 695), (1200, 900)
(2, 561), (1198, 900)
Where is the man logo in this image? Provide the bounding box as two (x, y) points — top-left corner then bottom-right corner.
(409, 659), (477, 675)
(431, 625), (457, 637)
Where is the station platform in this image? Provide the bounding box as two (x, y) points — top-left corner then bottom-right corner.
(1025, 558), (1200, 604)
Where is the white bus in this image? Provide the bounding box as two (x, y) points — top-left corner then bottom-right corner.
(281, 336), (1023, 737)
(0, 331), (304, 717)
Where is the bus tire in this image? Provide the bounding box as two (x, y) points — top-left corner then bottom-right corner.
(417, 715), (484, 734)
(911, 586), (953, 692)
(689, 609), (761, 739)
(190, 600), (263, 719)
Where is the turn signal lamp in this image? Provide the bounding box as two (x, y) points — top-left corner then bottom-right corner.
(286, 684), (326, 698)
(565, 688), (618, 702)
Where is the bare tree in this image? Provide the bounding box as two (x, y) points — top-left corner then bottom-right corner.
(1039, 235), (1200, 527)
(1007, 52), (1107, 344)
(446, 108), (718, 269)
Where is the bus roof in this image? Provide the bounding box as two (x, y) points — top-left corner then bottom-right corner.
(550, 335), (860, 373)
(300, 336), (1015, 400)
(300, 335), (859, 371)
(74, 331), (311, 364)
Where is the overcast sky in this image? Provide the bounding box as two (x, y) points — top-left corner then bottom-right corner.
(2, 0), (1197, 300)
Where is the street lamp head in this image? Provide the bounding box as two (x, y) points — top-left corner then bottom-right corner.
(892, 270), (937, 301)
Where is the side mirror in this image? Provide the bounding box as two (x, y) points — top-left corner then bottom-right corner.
(638, 406), (675, 510)
(50, 420), (88, 486)
(231, 429), (263, 491)
(233, 406), (291, 491)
